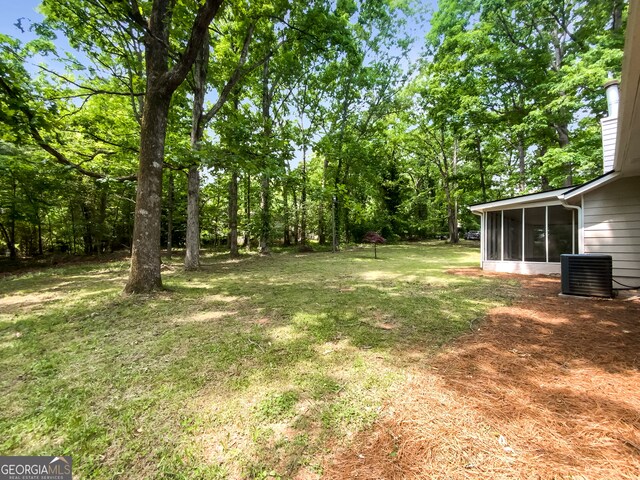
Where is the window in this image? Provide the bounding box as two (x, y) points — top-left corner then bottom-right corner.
(487, 211), (501, 260)
(503, 209), (522, 261)
(524, 207), (546, 262)
(484, 205), (576, 263)
(548, 206), (575, 261)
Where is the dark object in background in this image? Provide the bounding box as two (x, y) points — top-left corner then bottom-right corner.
(464, 230), (480, 240)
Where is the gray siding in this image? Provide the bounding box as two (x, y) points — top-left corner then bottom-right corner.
(601, 116), (617, 173)
(583, 175), (640, 284)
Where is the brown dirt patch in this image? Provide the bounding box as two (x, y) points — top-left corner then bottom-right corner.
(324, 273), (640, 479)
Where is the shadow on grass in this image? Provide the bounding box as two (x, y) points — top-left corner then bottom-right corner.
(0, 244), (513, 478)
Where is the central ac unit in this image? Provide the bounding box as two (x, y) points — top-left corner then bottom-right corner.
(560, 254), (613, 298)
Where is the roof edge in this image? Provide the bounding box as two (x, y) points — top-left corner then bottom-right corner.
(469, 186), (572, 212)
(559, 171), (619, 200)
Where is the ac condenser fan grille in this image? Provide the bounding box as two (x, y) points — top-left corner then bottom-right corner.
(560, 254), (613, 298)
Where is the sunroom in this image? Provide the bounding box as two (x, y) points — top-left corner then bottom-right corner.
(470, 188), (580, 275)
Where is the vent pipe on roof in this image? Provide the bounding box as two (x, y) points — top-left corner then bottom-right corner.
(604, 80), (620, 117)
(601, 80), (619, 173)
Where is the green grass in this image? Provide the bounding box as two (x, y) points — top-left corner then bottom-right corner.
(0, 242), (517, 479)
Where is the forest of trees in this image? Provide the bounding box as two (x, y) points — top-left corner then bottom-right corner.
(0, 0), (626, 291)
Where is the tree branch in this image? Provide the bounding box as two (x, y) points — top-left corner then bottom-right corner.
(127, 0), (148, 30)
(495, 12), (530, 50)
(542, 5), (585, 51)
(0, 76), (137, 182)
(37, 65), (144, 97)
(201, 22), (257, 126)
(163, 0), (225, 93)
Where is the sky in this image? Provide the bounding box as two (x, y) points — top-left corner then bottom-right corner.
(0, 0), (82, 76)
(1, 0), (44, 42)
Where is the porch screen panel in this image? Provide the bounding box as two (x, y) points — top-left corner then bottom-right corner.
(548, 206), (574, 261)
(486, 211), (501, 260)
(503, 209), (522, 261)
(524, 207), (546, 262)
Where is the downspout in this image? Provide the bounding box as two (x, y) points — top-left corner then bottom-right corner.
(558, 196), (583, 254)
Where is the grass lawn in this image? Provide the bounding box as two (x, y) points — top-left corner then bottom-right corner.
(0, 242), (517, 479)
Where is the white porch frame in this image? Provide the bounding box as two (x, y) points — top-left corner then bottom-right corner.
(477, 200), (583, 275)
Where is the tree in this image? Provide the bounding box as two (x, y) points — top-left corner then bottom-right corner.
(183, 12), (259, 269)
(124, 0), (223, 292)
(3, 0), (224, 289)
(362, 230), (385, 259)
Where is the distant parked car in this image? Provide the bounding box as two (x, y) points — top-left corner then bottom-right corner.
(464, 230), (480, 240)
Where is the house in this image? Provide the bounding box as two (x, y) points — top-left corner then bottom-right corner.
(469, 3), (640, 288)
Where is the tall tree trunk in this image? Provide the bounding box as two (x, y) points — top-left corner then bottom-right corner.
(125, 0), (222, 293)
(330, 84), (352, 252)
(332, 175), (340, 252)
(446, 191), (458, 244)
(282, 179), (291, 247)
(260, 173), (270, 254)
(244, 173), (251, 250)
(475, 136), (487, 202)
(184, 165), (200, 269)
(82, 202), (93, 254)
(9, 177), (17, 259)
(291, 183), (299, 245)
(229, 169), (239, 257)
(549, 27), (572, 187)
(612, 0), (623, 31)
(95, 187), (108, 255)
(214, 188), (222, 247)
(448, 137), (459, 244)
(47, 215), (53, 252)
(125, 92), (171, 292)
(37, 214), (43, 256)
(70, 204), (77, 255)
(343, 165), (351, 243)
(331, 195), (337, 252)
(344, 206), (350, 244)
(228, 96), (241, 257)
(259, 59), (272, 255)
(167, 170), (174, 259)
(318, 156), (328, 245)
(300, 143), (308, 246)
(184, 35), (209, 271)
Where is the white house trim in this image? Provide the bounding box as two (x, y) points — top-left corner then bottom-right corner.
(558, 172), (619, 201)
(482, 261), (563, 275)
(469, 188), (572, 213)
(616, 0), (640, 176)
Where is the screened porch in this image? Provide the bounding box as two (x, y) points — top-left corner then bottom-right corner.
(480, 204), (579, 274)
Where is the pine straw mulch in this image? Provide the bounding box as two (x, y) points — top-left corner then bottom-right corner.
(323, 270), (640, 480)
